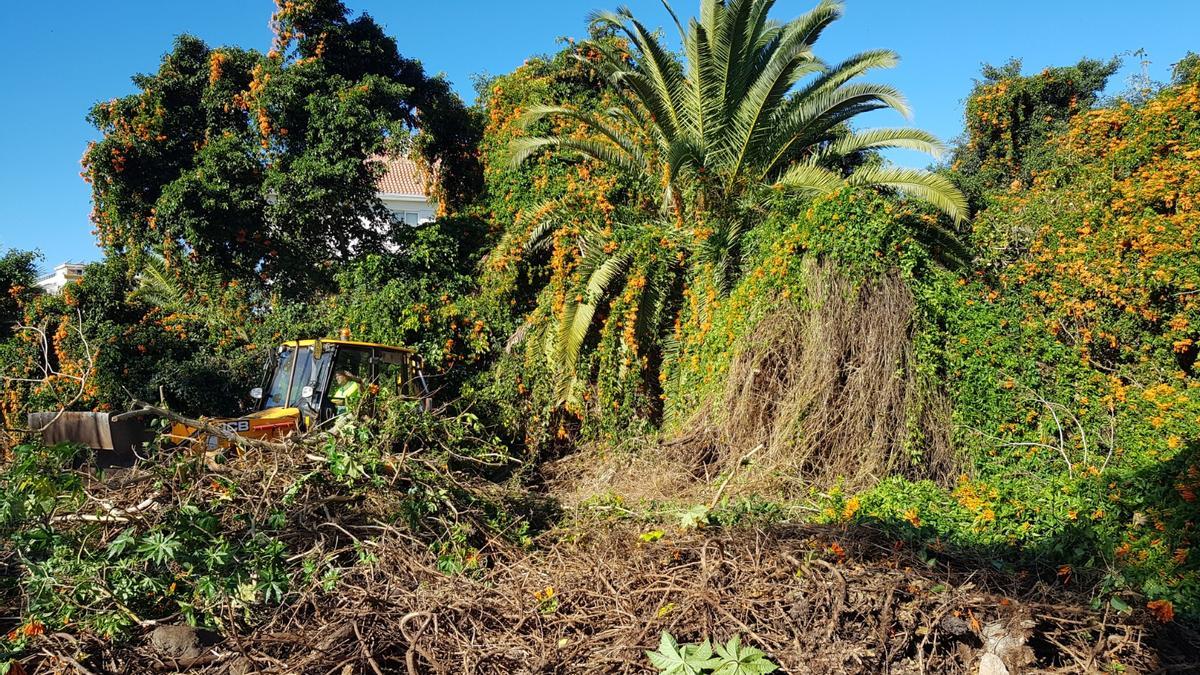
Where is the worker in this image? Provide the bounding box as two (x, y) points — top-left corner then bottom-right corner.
(329, 370), (362, 416)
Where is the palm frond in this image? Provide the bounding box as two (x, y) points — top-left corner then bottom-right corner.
(659, 0), (687, 42)
(846, 166), (969, 223)
(523, 210), (561, 254)
(509, 136), (646, 178)
(772, 162), (844, 195)
(551, 251), (634, 404)
(761, 82), (910, 177)
(588, 10), (686, 136)
(632, 257), (672, 350)
(821, 127), (947, 160)
(522, 105), (650, 168)
(130, 252), (186, 312)
(790, 49), (900, 107)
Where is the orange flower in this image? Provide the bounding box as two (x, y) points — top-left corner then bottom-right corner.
(842, 496), (861, 520)
(903, 508), (921, 528)
(829, 541), (846, 559)
(1057, 564), (1072, 586)
(1147, 599), (1175, 623)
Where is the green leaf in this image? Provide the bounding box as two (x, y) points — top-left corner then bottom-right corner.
(106, 528), (138, 559)
(713, 635), (778, 675)
(1109, 596), (1132, 613)
(679, 504), (711, 530)
(137, 532), (181, 566)
(647, 632), (722, 675)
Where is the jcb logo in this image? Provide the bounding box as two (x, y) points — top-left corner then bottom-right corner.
(220, 420), (251, 433)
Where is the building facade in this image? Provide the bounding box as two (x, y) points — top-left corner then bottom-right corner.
(375, 155), (437, 225)
(35, 262), (86, 294)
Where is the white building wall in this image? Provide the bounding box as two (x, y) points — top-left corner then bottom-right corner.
(35, 263), (85, 294)
(379, 193), (436, 225)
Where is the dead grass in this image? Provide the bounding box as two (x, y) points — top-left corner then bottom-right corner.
(553, 260), (955, 505)
(36, 523), (1188, 674)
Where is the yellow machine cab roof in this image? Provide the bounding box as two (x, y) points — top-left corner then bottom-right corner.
(280, 338), (418, 354)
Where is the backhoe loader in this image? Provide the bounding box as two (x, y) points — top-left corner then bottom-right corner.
(29, 339), (430, 457)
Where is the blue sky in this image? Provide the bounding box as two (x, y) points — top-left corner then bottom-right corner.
(1, 1), (1196, 271)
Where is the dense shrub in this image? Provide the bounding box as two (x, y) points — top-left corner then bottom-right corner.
(465, 39), (636, 449)
(841, 78), (1200, 616)
(1, 257), (261, 422)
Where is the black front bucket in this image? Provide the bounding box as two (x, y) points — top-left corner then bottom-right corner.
(27, 411), (155, 466)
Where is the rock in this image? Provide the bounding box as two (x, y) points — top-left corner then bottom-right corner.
(940, 614), (972, 637)
(978, 652), (1009, 675)
(980, 618), (1036, 673)
(148, 624), (202, 660)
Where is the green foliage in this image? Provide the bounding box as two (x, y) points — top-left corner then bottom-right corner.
(664, 189), (949, 423)
(647, 632), (777, 675)
(655, 73), (1200, 616)
(510, 0), (964, 422)
(9, 2), (1200, 665)
(1, 256), (273, 421)
(647, 633), (721, 675)
(1174, 52), (1200, 85)
(82, 0), (480, 296)
(0, 443), (293, 638)
(325, 215), (494, 385)
(712, 635), (779, 675)
(851, 77), (1200, 615)
(476, 0), (967, 454)
(18, 0), (489, 431)
(678, 504), (711, 530)
(0, 391), (529, 655)
(948, 57), (1118, 210)
(466, 38), (633, 447)
(0, 248), (39, 340)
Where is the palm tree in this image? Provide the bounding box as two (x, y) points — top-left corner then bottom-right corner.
(129, 252), (188, 313)
(511, 0), (967, 404)
(130, 252), (250, 342)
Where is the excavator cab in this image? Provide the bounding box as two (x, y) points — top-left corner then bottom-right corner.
(252, 339), (429, 427)
(175, 339), (430, 449)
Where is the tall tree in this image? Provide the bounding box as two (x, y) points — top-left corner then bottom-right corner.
(509, 0), (966, 402)
(0, 248), (40, 339)
(83, 0), (482, 296)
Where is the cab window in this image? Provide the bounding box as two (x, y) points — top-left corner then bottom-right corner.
(263, 346), (330, 408)
(321, 346), (368, 415)
(375, 349), (419, 398)
(330, 347), (372, 384)
(263, 347), (295, 409)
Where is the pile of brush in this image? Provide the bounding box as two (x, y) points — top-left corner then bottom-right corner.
(28, 522), (1194, 674)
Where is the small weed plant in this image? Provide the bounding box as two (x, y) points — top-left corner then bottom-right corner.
(647, 632), (778, 675)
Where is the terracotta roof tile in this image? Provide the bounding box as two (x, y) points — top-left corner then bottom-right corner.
(374, 155), (429, 196)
